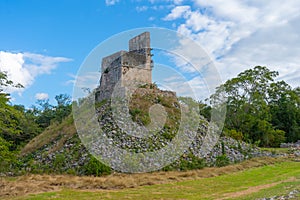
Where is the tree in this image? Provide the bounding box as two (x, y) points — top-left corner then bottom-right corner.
(268, 83), (300, 142)
(199, 101), (211, 121)
(0, 136), (16, 171)
(210, 66), (290, 146)
(0, 71), (23, 93)
(33, 94), (72, 128)
(0, 71), (72, 151)
(0, 71), (41, 149)
(0, 71), (24, 148)
(54, 94), (72, 123)
(35, 99), (55, 128)
(55, 94), (71, 107)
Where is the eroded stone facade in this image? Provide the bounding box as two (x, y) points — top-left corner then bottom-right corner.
(96, 32), (153, 101)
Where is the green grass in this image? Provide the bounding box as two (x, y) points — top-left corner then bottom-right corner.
(237, 180), (300, 200)
(260, 147), (290, 154)
(10, 161), (300, 200)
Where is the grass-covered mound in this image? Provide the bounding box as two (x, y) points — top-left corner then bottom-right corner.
(15, 85), (281, 176)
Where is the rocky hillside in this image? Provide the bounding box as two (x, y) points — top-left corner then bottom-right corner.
(18, 86), (288, 175)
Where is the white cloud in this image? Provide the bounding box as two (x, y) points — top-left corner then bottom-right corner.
(105, 0), (119, 6)
(151, 4), (174, 11)
(136, 6), (148, 12)
(148, 16), (155, 21)
(67, 72), (100, 89)
(174, 0), (183, 5)
(67, 72), (101, 100)
(0, 51), (71, 93)
(163, 5), (190, 21)
(163, 1), (300, 88)
(160, 74), (208, 100)
(160, 75), (192, 96)
(170, 38), (214, 74)
(148, 0), (182, 5)
(35, 93), (49, 100)
(67, 72), (100, 100)
(195, 0), (259, 23)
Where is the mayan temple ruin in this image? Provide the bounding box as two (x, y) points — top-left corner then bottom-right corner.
(96, 32), (154, 101)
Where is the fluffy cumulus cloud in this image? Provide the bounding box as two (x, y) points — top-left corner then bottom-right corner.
(0, 51), (71, 93)
(35, 93), (49, 100)
(163, 0), (300, 88)
(163, 5), (190, 20)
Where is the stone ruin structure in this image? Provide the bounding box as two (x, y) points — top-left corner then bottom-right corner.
(96, 32), (153, 101)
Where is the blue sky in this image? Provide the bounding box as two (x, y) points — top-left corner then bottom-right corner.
(1, 0), (300, 107)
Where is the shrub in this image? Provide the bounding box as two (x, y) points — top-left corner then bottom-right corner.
(138, 83), (148, 88)
(53, 153), (66, 172)
(216, 154), (230, 167)
(84, 155), (111, 176)
(149, 83), (157, 89)
(225, 129), (243, 141)
(162, 153), (206, 171)
(0, 137), (18, 173)
(179, 154), (206, 171)
(129, 108), (141, 120)
(95, 99), (108, 109)
(270, 129), (286, 147)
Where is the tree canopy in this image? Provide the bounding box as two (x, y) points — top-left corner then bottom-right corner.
(210, 66), (300, 147)
(0, 71), (72, 150)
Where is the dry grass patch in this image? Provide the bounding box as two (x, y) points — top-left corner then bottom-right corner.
(0, 157), (287, 199)
(21, 115), (76, 156)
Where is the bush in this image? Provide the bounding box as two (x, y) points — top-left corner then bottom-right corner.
(179, 155), (206, 171)
(0, 137), (17, 172)
(225, 129), (243, 141)
(162, 153), (206, 171)
(95, 99), (107, 109)
(215, 154), (230, 167)
(53, 153), (66, 172)
(129, 108), (141, 120)
(84, 155), (111, 176)
(270, 129), (286, 147)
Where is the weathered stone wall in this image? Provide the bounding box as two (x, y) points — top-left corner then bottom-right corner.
(122, 51), (146, 67)
(121, 68), (151, 86)
(101, 51), (126, 72)
(129, 32), (150, 52)
(96, 32), (153, 101)
(96, 51), (123, 101)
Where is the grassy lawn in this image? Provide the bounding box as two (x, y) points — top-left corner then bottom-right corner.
(238, 180), (300, 200)
(260, 147), (290, 154)
(9, 161), (300, 200)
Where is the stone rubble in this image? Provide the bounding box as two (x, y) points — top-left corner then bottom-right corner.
(21, 100), (292, 174)
(258, 189), (299, 200)
(280, 141), (300, 148)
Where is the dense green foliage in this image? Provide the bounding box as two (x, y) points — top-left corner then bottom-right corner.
(210, 66), (300, 147)
(0, 71), (72, 173)
(83, 155), (112, 176)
